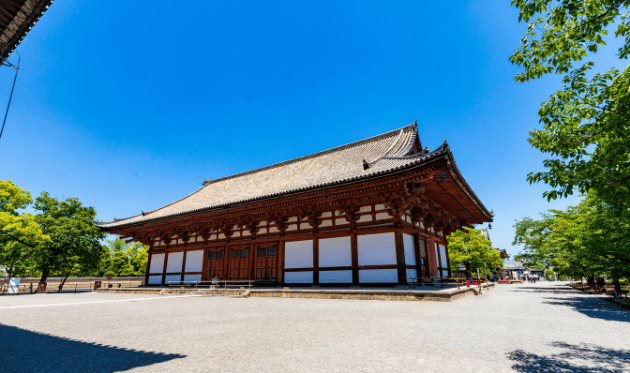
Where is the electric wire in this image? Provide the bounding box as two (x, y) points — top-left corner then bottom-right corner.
(0, 55), (20, 142)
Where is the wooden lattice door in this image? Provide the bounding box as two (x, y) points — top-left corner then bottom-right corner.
(255, 243), (278, 281)
(205, 248), (225, 280)
(228, 245), (250, 280)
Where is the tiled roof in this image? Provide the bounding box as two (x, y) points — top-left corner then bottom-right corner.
(0, 0), (54, 62)
(99, 122), (488, 229)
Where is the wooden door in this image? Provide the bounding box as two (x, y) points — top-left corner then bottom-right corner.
(255, 243), (278, 281)
(205, 248), (225, 280)
(228, 245), (250, 280)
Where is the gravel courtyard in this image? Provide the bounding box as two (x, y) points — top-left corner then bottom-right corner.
(1, 281), (629, 373)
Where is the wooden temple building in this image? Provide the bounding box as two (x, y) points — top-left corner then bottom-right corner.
(98, 122), (493, 286)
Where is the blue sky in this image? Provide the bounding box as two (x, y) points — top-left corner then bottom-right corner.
(1, 1), (622, 256)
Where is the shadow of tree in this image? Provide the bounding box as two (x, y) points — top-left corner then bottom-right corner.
(508, 342), (630, 372)
(541, 296), (630, 323)
(0, 323), (185, 373)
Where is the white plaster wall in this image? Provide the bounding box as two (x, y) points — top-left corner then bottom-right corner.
(166, 252), (184, 273)
(284, 271), (313, 283)
(148, 275), (162, 285)
(319, 236), (352, 267)
(285, 240), (313, 268)
(164, 275), (181, 284)
(184, 250), (204, 272)
(357, 233), (397, 266)
(403, 234), (416, 266)
(184, 274), (202, 282)
(406, 268), (418, 282)
(319, 270), (352, 283)
(149, 254), (165, 274)
(439, 244), (447, 267)
(359, 269), (398, 283)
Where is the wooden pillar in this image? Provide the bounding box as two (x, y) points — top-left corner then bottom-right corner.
(436, 242), (443, 279)
(426, 240), (438, 278)
(181, 250), (187, 282)
(394, 226), (407, 285)
(222, 246), (230, 280)
(277, 240), (285, 283)
(201, 246), (208, 280)
(249, 242), (256, 280)
(351, 232), (359, 286)
(145, 250), (153, 285)
(413, 234), (422, 278)
(162, 252), (169, 285)
(313, 236), (319, 286)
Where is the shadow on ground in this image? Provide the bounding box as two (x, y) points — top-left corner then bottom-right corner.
(0, 323), (184, 373)
(509, 342), (630, 372)
(541, 296), (630, 323)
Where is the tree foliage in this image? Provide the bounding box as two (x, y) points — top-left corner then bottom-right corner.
(100, 238), (148, 277)
(510, 1), (630, 203)
(32, 192), (106, 284)
(0, 180), (49, 278)
(513, 192), (630, 282)
(446, 228), (503, 279)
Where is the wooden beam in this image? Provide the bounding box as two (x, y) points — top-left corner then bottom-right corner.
(351, 232), (358, 286)
(394, 226), (407, 285)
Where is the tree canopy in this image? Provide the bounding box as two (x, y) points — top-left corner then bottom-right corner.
(513, 192), (630, 283)
(32, 192), (106, 284)
(100, 238), (148, 277)
(510, 0), (630, 204)
(446, 228), (503, 279)
(0, 180), (49, 279)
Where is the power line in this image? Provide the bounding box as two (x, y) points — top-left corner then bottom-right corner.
(0, 55), (20, 142)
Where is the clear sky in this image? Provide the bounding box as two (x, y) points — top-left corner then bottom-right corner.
(1, 1), (621, 257)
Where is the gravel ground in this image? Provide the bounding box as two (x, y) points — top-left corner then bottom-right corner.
(1, 281), (629, 373)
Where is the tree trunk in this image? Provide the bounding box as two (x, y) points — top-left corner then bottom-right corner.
(58, 272), (70, 292)
(38, 268), (50, 288)
(464, 262), (471, 280)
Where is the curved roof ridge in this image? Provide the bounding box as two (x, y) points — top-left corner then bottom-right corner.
(202, 122), (417, 187)
(116, 122), (418, 223)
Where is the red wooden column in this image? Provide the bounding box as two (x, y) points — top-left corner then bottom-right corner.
(181, 250), (188, 282)
(222, 246), (230, 280)
(201, 245), (209, 280)
(351, 232), (359, 286)
(413, 234), (422, 278)
(425, 239), (438, 278)
(277, 240), (285, 283)
(145, 248), (153, 285)
(394, 226), (407, 285)
(161, 252), (169, 285)
(248, 242), (256, 280)
(313, 235), (319, 286)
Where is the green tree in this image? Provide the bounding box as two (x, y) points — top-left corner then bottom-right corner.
(513, 192), (630, 293)
(100, 238), (148, 277)
(32, 192), (106, 290)
(0, 180), (49, 282)
(447, 228), (503, 280)
(510, 1), (630, 204)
